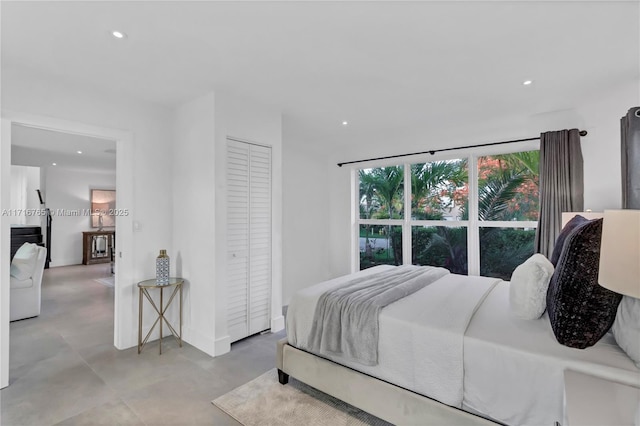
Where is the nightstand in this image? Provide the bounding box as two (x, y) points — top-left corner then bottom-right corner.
(563, 370), (640, 426)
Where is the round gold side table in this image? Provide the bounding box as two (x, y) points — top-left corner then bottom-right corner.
(137, 277), (184, 355)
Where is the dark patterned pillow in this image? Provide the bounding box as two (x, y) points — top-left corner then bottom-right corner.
(550, 214), (588, 267)
(546, 218), (622, 349)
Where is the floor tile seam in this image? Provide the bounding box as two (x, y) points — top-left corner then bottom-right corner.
(51, 396), (148, 426)
(57, 330), (149, 426)
(44, 343), (122, 426)
(62, 325), (126, 411)
(116, 396), (150, 426)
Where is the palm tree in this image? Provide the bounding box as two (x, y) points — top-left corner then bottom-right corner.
(359, 170), (379, 260)
(502, 151), (539, 177)
(411, 160), (467, 219)
(477, 167), (527, 221)
(359, 166), (404, 264)
(369, 166), (404, 220)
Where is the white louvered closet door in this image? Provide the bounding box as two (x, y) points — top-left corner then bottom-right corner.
(226, 139), (272, 342)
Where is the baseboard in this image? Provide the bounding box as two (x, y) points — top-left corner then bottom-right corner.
(271, 315), (285, 332)
(49, 259), (82, 268)
(182, 327), (223, 357)
(214, 335), (231, 356)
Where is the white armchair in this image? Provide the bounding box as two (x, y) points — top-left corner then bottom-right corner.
(10, 244), (47, 321)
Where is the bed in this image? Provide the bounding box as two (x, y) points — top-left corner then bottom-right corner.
(278, 265), (640, 426)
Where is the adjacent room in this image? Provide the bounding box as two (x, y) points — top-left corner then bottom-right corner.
(0, 1), (638, 426)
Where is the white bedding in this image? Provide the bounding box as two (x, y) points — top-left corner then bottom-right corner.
(287, 267), (640, 426)
(287, 265), (500, 407)
(463, 280), (640, 426)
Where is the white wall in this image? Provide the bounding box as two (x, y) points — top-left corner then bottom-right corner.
(9, 165), (41, 226)
(1, 120), (12, 387)
(577, 80), (639, 211)
(2, 66), (174, 352)
(282, 141), (331, 304)
(172, 92), (217, 355)
(172, 89), (283, 356)
(44, 167), (116, 266)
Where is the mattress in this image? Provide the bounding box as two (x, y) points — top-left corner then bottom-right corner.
(287, 265), (501, 407)
(287, 268), (640, 426)
(463, 280), (640, 426)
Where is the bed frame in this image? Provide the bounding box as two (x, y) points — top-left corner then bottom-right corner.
(277, 339), (500, 425)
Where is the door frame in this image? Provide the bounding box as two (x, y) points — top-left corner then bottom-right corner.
(1, 111), (134, 388)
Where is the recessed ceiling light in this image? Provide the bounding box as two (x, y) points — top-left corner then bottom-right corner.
(523, 80), (533, 86)
(77, 150), (83, 154)
(342, 121), (349, 126)
(52, 163), (57, 166)
(112, 31), (126, 39)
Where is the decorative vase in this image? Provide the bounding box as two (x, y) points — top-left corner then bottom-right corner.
(156, 249), (170, 285)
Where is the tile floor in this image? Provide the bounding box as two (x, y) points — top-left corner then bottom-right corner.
(1, 264), (285, 426)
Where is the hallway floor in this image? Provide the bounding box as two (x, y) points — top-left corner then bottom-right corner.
(1, 264), (284, 425)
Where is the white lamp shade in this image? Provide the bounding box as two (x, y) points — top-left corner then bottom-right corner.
(598, 210), (640, 298)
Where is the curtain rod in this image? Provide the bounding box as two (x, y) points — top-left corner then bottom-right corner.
(336, 130), (588, 167)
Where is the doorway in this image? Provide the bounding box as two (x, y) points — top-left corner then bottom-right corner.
(1, 113), (135, 388)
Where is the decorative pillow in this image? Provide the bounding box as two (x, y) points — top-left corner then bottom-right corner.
(13, 242), (37, 261)
(546, 218), (622, 349)
(10, 259), (35, 281)
(611, 296), (640, 369)
(509, 254), (555, 319)
(550, 214), (588, 267)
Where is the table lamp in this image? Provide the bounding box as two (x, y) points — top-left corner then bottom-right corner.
(598, 209), (640, 298)
(92, 202), (109, 230)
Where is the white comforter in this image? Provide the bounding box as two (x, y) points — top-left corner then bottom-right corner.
(287, 265), (500, 407)
(463, 281), (640, 426)
(288, 267), (640, 425)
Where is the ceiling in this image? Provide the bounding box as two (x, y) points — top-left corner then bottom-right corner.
(11, 124), (116, 172)
(2, 1), (639, 150)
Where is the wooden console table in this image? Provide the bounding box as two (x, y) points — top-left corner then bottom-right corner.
(82, 231), (115, 265)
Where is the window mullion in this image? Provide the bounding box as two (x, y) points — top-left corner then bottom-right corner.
(403, 163), (412, 265)
(468, 155), (480, 276)
(351, 168), (359, 273)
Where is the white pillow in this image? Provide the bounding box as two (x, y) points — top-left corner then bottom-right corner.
(10, 259), (34, 280)
(13, 243), (36, 261)
(612, 296), (640, 369)
(509, 254), (555, 320)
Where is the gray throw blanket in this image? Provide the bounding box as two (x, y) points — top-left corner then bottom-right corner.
(307, 265), (449, 366)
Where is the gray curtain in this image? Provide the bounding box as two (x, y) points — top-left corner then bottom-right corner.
(621, 107), (640, 209)
(534, 129), (584, 258)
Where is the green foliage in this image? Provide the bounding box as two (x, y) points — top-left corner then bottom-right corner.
(477, 168), (527, 221)
(360, 225), (401, 268)
(358, 151), (540, 278)
(500, 151), (539, 176)
(359, 166), (404, 220)
(410, 227), (468, 274)
(411, 160), (467, 219)
(480, 228), (535, 280)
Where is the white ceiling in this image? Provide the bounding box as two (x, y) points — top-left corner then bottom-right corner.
(2, 1), (639, 149)
(11, 125), (116, 172)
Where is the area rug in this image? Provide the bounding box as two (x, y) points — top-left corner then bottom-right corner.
(212, 369), (391, 426)
(94, 277), (114, 287)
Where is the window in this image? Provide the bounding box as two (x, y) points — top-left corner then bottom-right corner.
(476, 152), (539, 279)
(410, 159), (468, 274)
(354, 149), (539, 279)
(359, 166), (404, 268)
